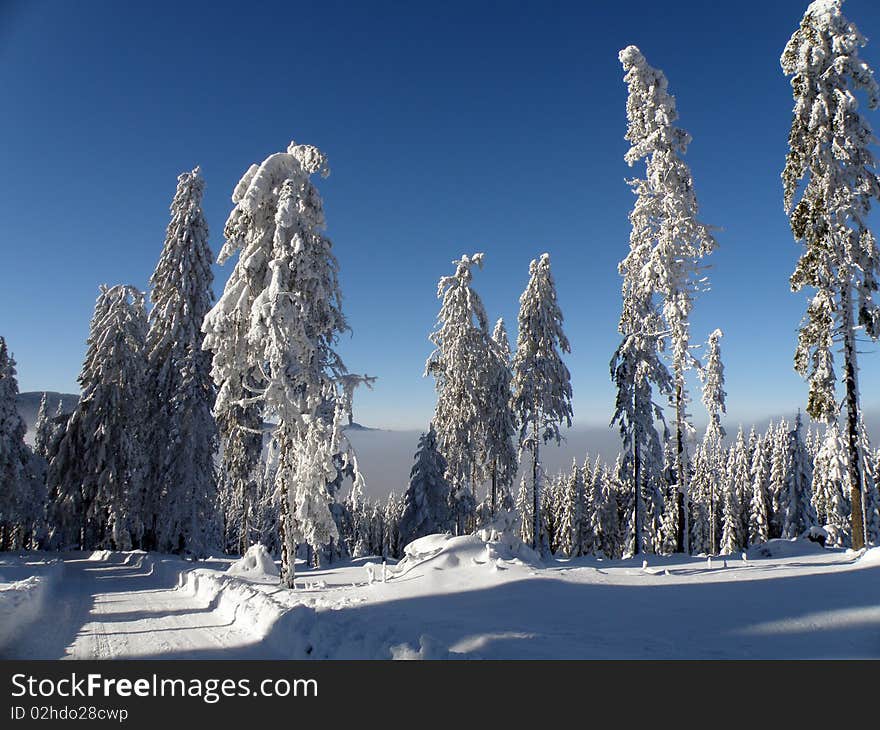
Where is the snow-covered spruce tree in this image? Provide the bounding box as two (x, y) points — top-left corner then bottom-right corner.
(782, 0), (880, 550)
(486, 318), (518, 517)
(0, 338), (40, 548)
(556, 459), (581, 557)
(49, 287), (148, 550)
(767, 421), (787, 538)
(698, 328), (726, 552)
(611, 61), (675, 558)
(398, 425), (452, 547)
(619, 45), (717, 554)
(748, 434), (771, 546)
(511, 253), (573, 554)
(812, 423), (851, 546)
(425, 254), (493, 535)
(515, 474), (533, 546)
(33, 392), (51, 461)
(203, 141), (361, 588)
(580, 455), (601, 556)
(781, 413), (817, 538)
(146, 166), (218, 556)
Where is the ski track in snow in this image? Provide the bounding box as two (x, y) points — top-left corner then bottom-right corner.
(0, 553), (274, 660)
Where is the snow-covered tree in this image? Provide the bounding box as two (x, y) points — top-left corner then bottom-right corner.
(781, 0), (880, 550)
(781, 413), (817, 538)
(425, 254), (493, 535)
(812, 423), (850, 546)
(0, 338), (42, 549)
(619, 45), (718, 554)
(486, 318), (518, 517)
(515, 474), (533, 546)
(556, 459), (582, 557)
(47, 286), (148, 550)
(399, 425), (451, 547)
(748, 435), (770, 546)
(512, 253), (573, 553)
(146, 166), (218, 556)
(203, 140), (361, 587)
(612, 49), (679, 556)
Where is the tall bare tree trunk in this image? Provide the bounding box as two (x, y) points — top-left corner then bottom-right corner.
(675, 375), (688, 554)
(633, 427), (642, 557)
(842, 287), (866, 551)
(532, 415), (540, 552)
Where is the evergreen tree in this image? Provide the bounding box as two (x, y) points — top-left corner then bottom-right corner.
(618, 45), (717, 554)
(812, 423), (850, 546)
(203, 141), (361, 587)
(511, 253), (573, 554)
(557, 459), (581, 557)
(49, 287), (148, 550)
(486, 318), (518, 517)
(782, 0), (880, 550)
(425, 254), (492, 535)
(398, 425), (451, 547)
(0, 338), (42, 549)
(516, 474), (533, 547)
(748, 435), (770, 546)
(611, 51), (675, 556)
(781, 413), (817, 538)
(147, 166), (218, 556)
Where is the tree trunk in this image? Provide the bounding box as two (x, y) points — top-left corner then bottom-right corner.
(633, 423), (642, 556)
(675, 375), (687, 554)
(532, 416), (540, 552)
(841, 287), (866, 551)
(491, 460), (497, 518)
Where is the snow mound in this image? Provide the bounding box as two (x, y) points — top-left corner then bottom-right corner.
(746, 537), (826, 560)
(0, 562), (62, 650)
(227, 544), (279, 578)
(857, 546), (880, 566)
(395, 530), (540, 577)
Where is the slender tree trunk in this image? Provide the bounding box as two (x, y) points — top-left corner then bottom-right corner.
(841, 287), (866, 551)
(708, 447), (716, 555)
(532, 415), (540, 552)
(633, 424), (642, 556)
(675, 375), (687, 554)
(491, 460), (497, 517)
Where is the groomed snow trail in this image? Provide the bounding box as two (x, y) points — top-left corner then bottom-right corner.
(1, 553), (274, 660)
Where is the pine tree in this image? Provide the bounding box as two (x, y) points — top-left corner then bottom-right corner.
(48, 287), (148, 550)
(511, 253), (573, 554)
(0, 338), (42, 549)
(557, 459), (582, 557)
(618, 45), (717, 554)
(515, 474), (533, 547)
(697, 328), (726, 553)
(782, 0), (880, 550)
(781, 413), (817, 538)
(748, 435), (770, 546)
(812, 423), (850, 546)
(398, 425), (451, 546)
(580, 456), (600, 556)
(147, 166), (218, 556)
(486, 318), (518, 518)
(720, 445), (743, 555)
(425, 254), (493, 535)
(767, 420), (788, 538)
(203, 141), (361, 587)
(611, 50), (676, 556)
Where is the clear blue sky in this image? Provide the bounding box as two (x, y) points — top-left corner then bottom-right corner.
(2, 0), (880, 431)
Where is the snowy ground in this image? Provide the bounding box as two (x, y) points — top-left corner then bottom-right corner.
(1, 537), (879, 659)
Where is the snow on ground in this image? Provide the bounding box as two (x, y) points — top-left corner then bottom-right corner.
(1, 537), (879, 659)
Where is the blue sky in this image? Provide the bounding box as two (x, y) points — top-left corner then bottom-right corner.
(2, 0), (880, 431)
